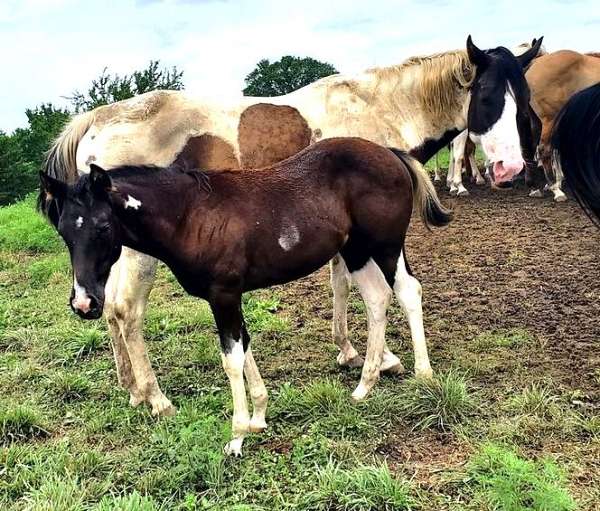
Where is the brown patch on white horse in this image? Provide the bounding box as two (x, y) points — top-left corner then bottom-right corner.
(237, 103), (311, 168)
(174, 134), (239, 170)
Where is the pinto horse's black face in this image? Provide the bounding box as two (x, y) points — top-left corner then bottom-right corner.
(466, 36), (543, 186)
(40, 166), (122, 320)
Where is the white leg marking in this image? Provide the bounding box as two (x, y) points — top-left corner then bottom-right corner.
(394, 251), (432, 379)
(470, 154), (485, 185)
(244, 348), (268, 432)
(330, 256), (363, 368)
(222, 340), (250, 457)
(351, 259), (392, 401)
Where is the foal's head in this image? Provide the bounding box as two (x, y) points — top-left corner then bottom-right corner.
(40, 165), (123, 319)
(466, 36), (543, 184)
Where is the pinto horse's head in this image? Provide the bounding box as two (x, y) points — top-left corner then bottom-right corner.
(40, 165), (123, 320)
(466, 36), (543, 186)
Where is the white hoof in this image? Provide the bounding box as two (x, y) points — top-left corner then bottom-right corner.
(415, 366), (434, 380)
(475, 177), (486, 186)
(249, 416), (268, 433)
(351, 383), (371, 402)
(150, 395), (177, 417)
(224, 438), (244, 457)
(554, 193), (567, 203)
(337, 352), (364, 368)
(434, 175), (441, 182)
(529, 189), (543, 198)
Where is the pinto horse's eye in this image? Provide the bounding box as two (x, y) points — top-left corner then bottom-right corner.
(97, 223), (110, 233)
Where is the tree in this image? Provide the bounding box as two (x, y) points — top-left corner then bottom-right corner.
(69, 60), (184, 112)
(243, 56), (338, 97)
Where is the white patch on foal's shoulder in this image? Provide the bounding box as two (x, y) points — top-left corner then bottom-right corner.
(75, 216), (84, 228)
(124, 195), (142, 210)
(278, 223), (300, 251)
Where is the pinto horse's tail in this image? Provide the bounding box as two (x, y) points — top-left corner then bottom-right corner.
(389, 148), (452, 229)
(551, 82), (600, 227)
(37, 109), (96, 214)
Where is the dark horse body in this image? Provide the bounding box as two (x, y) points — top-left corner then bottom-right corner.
(551, 82), (600, 223)
(40, 137), (450, 455)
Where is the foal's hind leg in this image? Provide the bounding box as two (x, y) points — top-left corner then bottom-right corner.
(349, 259), (392, 401)
(243, 345), (268, 433)
(330, 255), (363, 368)
(393, 250), (433, 379)
(105, 248), (175, 417)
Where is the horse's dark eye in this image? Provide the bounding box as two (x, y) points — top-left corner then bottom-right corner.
(98, 224), (110, 233)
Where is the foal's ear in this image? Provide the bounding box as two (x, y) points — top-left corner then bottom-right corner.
(466, 35), (489, 68)
(516, 36), (544, 69)
(89, 164), (113, 196)
(39, 172), (67, 202)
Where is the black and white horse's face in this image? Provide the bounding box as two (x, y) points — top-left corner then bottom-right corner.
(466, 36), (542, 185)
(40, 167), (122, 320)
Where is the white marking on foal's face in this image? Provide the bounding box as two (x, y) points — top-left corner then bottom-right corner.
(478, 88), (524, 183)
(124, 195), (142, 210)
(278, 223), (300, 251)
(75, 216), (84, 229)
(72, 275), (91, 313)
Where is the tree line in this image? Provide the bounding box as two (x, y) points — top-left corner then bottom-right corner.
(0, 56), (337, 206)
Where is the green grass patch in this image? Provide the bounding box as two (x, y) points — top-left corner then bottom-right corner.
(0, 194), (61, 253)
(301, 461), (415, 511)
(0, 402), (49, 444)
(466, 443), (576, 511)
(394, 370), (475, 431)
(472, 329), (534, 352)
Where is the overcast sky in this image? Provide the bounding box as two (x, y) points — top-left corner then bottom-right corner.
(1, 0), (598, 133)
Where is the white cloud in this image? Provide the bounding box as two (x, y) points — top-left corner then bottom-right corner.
(1, 0), (598, 132)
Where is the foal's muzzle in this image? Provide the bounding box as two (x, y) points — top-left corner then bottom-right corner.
(70, 294), (103, 320)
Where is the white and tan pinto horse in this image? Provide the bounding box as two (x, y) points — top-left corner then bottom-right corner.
(41, 37), (541, 416)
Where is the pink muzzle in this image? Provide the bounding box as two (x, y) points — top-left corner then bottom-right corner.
(493, 159), (524, 184)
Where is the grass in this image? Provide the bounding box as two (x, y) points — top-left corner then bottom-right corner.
(0, 196), (590, 509)
(466, 443), (576, 511)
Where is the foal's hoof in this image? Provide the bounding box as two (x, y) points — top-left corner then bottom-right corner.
(337, 353), (364, 369)
(434, 176), (441, 182)
(457, 188), (469, 197)
(150, 396), (177, 417)
(475, 177), (486, 186)
(224, 439), (244, 457)
(449, 188), (458, 196)
(249, 417), (268, 433)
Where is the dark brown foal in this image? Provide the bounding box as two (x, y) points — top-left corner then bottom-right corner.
(40, 137), (450, 455)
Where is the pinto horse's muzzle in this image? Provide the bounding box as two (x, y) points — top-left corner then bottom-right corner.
(70, 290), (104, 320)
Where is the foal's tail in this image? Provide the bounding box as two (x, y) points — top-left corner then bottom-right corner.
(389, 148), (452, 229)
(37, 109), (96, 213)
(551, 82), (600, 227)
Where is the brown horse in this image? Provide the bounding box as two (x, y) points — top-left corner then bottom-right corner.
(40, 137), (450, 455)
(526, 50), (600, 201)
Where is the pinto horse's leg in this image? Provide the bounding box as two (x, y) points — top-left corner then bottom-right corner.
(451, 134), (469, 197)
(349, 259), (392, 402)
(104, 248), (175, 417)
(446, 145), (455, 191)
(330, 255), (363, 368)
(243, 345), (268, 433)
(433, 152), (441, 182)
(210, 289), (251, 457)
(470, 152), (485, 185)
(394, 250), (432, 379)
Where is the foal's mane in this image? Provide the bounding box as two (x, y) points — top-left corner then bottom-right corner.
(366, 50), (476, 116)
(109, 164), (212, 193)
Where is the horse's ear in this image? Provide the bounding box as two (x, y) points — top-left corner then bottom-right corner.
(466, 35), (489, 68)
(516, 36), (544, 69)
(39, 172), (67, 202)
(89, 164), (112, 195)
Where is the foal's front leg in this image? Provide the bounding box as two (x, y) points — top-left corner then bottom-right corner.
(210, 290), (251, 457)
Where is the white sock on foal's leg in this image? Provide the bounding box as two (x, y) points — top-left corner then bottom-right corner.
(394, 251), (433, 379)
(243, 347), (268, 433)
(350, 259), (392, 401)
(222, 340), (250, 457)
(330, 256), (363, 368)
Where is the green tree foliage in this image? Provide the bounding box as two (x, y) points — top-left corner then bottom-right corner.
(69, 60), (184, 112)
(0, 61), (184, 205)
(243, 56), (337, 97)
(0, 105), (69, 205)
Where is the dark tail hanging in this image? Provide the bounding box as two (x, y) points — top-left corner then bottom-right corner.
(389, 147), (452, 229)
(551, 82), (600, 227)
